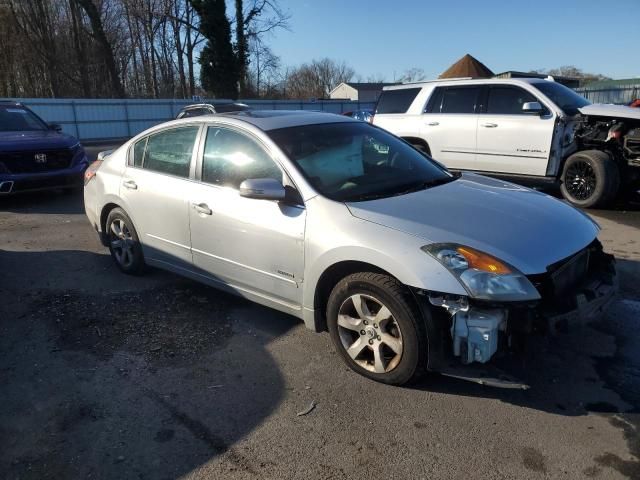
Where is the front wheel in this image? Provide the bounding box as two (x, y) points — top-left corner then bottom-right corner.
(326, 272), (427, 385)
(560, 150), (620, 209)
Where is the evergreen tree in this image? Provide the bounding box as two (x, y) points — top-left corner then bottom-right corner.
(190, 0), (238, 98)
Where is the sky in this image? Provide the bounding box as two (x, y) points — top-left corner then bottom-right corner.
(265, 0), (640, 81)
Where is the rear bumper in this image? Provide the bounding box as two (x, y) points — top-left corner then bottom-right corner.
(0, 159), (88, 194)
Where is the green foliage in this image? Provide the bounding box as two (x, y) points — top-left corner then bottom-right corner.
(190, 0), (239, 99)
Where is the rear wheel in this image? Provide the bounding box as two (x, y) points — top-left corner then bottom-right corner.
(106, 208), (146, 275)
(560, 150), (620, 208)
(326, 272), (427, 385)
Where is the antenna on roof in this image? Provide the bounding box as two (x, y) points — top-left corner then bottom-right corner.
(545, 75), (555, 82)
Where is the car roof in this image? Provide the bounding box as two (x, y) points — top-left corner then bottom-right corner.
(383, 77), (548, 90)
(181, 103), (214, 110)
(180, 102), (250, 110)
(184, 110), (355, 131)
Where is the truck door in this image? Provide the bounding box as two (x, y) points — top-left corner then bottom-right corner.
(475, 85), (555, 176)
(421, 85), (481, 170)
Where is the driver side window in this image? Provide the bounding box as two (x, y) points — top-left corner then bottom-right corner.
(487, 87), (538, 114)
(202, 127), (282, 189)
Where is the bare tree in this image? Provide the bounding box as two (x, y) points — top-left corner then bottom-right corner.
(246, 38), (280, 97)
(530, 65), (611, 86)
(285, 58), (355, 99)
(75, 0), (126, 97)
(0, 0), (287, 99)
(398, 67), (427, 83)
(356, 73), (388, 83)
(234, 0), (289, 97)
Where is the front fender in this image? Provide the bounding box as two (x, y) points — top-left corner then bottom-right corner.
(302, 199), (468, 313)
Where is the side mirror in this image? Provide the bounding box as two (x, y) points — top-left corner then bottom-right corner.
(239, 178), (286, 201)
(522, 102), (544, 114)
(48, 123), (63, 132)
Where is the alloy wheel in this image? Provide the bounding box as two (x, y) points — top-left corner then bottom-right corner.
(565, 160), (597, 201)
(109, 218), (135, 268)
(337, 294), (403, 373)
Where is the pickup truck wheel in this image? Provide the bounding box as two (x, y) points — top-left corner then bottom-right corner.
(560, 150), (620, 208)
(326, 272), (427, 385)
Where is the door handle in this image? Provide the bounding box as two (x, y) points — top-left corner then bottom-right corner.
(481, 123), (498, 128)
(123, 179), (138, 189)
(427, 121), (440, 126)
(191, 202), (212, 215)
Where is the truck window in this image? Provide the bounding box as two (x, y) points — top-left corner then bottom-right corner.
(487, 87), (537, 114)
(375, 88), (421, 114)
(440, 87), (481, 114)
(424, 87), (444, 113)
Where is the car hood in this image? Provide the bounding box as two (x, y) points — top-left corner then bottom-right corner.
(0, 130), (79, 151)
(346, 174), (599, 274)
(578, 104), (640, 120)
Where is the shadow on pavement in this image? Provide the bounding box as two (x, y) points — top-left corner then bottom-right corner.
(0, 189), (85, 215)
(1, 248), (639, 478)
(0, 249), (297, 479)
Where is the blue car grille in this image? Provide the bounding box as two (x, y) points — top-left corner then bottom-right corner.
(0, 148), (73, 174)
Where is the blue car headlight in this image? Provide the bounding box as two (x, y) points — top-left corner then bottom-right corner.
(70, 142), (88, 165)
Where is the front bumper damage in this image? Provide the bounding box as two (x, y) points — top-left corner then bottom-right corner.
(415, 241), (617, 388)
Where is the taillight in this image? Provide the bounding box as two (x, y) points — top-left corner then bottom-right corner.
(84, 160), (103, 185)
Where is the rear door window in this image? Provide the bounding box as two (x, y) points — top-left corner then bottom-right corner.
(487, 86), (538, 114)
(440, 87), (481, 114)
(375, 88), (421, 114)
(142, 126), (199, 178)
(131, 137), (146, 167)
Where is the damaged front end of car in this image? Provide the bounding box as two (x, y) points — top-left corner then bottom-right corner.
(413, 239), (617, 388)
(567, 108), (640, 189)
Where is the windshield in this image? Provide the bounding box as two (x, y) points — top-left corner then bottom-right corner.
(531, 81), (591, 116)
(0, 105), (48, 132)
(268, 122), (454, 202)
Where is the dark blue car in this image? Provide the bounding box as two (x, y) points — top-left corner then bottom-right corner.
(0, 102), (88, 195)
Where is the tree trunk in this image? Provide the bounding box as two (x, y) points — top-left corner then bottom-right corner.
(172, 0), (187, 98)
(75, 0), (125, 97)
(185, 2), (196, 97)
(235, 0), (247, 97)
(69, 0), (91, 97)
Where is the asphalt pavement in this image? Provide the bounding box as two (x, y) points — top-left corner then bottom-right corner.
(0, 143), (639, 479)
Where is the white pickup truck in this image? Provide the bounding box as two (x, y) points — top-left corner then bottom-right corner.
(373, 78), (640, 208)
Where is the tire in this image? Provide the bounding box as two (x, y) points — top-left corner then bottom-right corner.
(326, 272), (427, 385)
(105, 207), (146, 275)
(560, 150), (620, 209)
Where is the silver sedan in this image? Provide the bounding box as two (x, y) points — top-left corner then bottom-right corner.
(84, 110), (616, 386)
